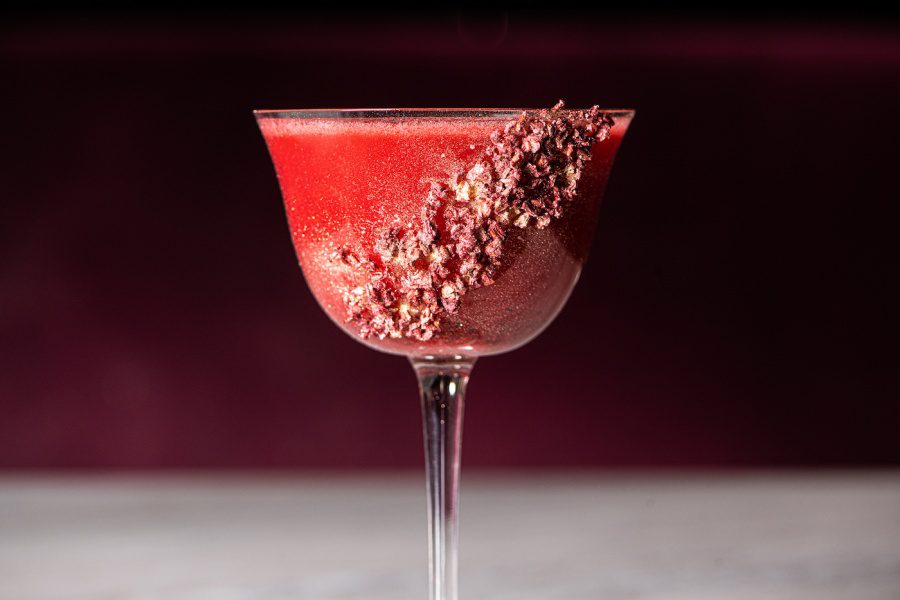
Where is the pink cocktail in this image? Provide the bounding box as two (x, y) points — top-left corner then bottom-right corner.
(258, 107), (632, 356)
(256, 104), (633, 600)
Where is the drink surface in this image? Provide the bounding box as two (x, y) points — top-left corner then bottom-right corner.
(258, 112), (631, 356)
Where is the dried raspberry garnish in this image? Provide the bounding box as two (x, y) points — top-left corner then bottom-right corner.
(335, 101), (614, 341)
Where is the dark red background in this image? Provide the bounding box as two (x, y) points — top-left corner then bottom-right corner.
(1, 12), (898, 468)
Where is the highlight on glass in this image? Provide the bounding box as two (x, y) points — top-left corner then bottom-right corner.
(255, 102), (634, 600)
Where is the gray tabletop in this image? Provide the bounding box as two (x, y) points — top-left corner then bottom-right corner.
(1, 472), (898, 599)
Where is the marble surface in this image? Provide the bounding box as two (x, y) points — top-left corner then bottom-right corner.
(1, 472), (898, 599)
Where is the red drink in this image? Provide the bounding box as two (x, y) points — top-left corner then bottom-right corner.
(258, 109), (632, 356)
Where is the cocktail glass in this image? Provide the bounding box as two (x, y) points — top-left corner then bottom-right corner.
(255, 106), (633, 600)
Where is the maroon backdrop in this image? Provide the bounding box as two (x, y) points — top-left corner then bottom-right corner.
(1, 13), (898, 468)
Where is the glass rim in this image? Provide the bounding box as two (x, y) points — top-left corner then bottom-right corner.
(253, 108), (636, 119)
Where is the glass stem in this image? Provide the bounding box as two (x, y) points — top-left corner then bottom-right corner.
(412, 356), (474, 600)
